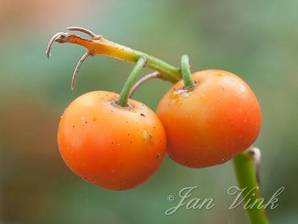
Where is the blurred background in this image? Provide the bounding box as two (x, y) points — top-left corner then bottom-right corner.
(1, 0), (297, 223)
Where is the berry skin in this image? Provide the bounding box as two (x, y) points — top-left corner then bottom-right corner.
(57, 91), (166, 190)
(157, 70), (262, 168)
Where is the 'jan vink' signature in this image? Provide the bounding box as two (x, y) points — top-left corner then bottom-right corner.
(165, 185), (285, 215)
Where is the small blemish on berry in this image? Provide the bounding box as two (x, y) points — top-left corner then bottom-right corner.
(143, 130), (150, 140)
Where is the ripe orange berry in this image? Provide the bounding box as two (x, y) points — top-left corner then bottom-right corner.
(157, 70), (262, 168)
(58, 91), (166, 190)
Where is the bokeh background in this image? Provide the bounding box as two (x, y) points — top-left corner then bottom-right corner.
(1, 0), (297, 223)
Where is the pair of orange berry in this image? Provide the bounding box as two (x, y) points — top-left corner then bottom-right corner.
(58, 69), (262, 190)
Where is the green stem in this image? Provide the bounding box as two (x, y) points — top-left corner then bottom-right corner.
(134, 51), (181, 83)
(180, 54), (194, 88)
(233, 149), (269, 224)
(118, 57), (146, 107)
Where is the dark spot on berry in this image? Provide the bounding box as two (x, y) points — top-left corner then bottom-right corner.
(156, 153), (160, 159)
(140, 113), (145, 117)
(72, 125), (75, 128)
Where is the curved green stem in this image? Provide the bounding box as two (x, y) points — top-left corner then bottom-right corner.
(118, 56), (146, 107)
(180, 54), (194, 88)
(134, 51), (181, 83)
(233, 148), (269, 224)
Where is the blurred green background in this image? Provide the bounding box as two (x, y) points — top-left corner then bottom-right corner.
(1, 0), (297, 223)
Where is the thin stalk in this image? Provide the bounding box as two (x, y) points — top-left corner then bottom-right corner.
(128, 72), (161, 98)
(118, 57), (146, 107)
(233, 149), (269, 224)
(180, 54), (194, 88)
